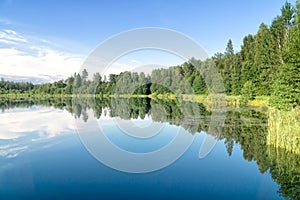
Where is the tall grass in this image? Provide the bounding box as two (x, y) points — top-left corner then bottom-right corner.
(267, 108), (300, 155)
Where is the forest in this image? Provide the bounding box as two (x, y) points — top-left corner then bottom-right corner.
(0, 1), (299, 110)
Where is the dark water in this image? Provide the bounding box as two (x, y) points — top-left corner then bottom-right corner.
(0, 98), (299, 199)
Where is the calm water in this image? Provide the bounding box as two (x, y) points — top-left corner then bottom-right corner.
(0, 98), (299, 199)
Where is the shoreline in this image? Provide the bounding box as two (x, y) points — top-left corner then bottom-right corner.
(0, 93), (270, 107)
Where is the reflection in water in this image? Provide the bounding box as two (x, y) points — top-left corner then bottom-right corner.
(0, 97), (299, 199)
(0, 106), (75, 158)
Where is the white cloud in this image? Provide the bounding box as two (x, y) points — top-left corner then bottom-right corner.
(103, 61), (136, 76)
(0, 145), (28, 158)
(0, 29), (84, 82)
(0, 107), (76, 139)
(0, 38), (17, 45)
(130, 59), (143, 65)
(0, 107), (76, 158)
(0, 29), (27, 43)
(0, 46), (83, 81)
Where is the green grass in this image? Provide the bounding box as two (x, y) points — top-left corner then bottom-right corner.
(267, 108), (300, 155)
(0, 93), (271, 108)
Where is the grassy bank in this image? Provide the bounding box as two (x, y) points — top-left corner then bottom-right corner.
(152, 94), (269, 108)
(0, 93), (270, 108)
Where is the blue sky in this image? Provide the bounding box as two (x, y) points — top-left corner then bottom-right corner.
(0, 0), (293, 81)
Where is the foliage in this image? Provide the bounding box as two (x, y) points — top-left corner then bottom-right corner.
(0, 1), (299, 111)
(212, 1), (299, 110)
(240, 81), (256, 104)
(270, 4), (300, 110)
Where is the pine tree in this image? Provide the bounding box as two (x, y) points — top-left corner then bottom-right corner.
(221, 39), (235, 94)
(240, 35), (255, 86)
(253, 23), (271, 95)
(225, 39), (234, 55)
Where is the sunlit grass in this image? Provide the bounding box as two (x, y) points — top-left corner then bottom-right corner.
(267, 108), (300, 155)
(248, 96), (269, 107)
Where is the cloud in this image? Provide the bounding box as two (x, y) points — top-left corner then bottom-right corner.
(103, 61), (136, 76)
(0, 107), (76, 158)
(130, 59), (143, 65)
(0, 38), (17, 44)
(0, 29), (84, 82)
(0, 145), (28, 158)
(0, 29), (27, 43)
(0, 107), (76, 139)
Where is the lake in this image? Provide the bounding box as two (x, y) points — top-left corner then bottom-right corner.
(0, 97), (299, 199)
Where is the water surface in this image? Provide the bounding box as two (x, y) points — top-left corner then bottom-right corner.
(0, 98), (299, 199)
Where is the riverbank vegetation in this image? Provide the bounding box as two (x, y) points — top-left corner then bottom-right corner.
(0, 1), (299, 155)
(1, 2), (299, 110)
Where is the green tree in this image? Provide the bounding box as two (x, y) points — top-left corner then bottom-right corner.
(241, 81), (256, 104)
(74, 73), (82, 88)
(225, 39), (234, 55)
(253, 23), (271, 95)
(240, 34), (255, 85)
(220, 39), (235, 94)
(271, 7), (300, 110)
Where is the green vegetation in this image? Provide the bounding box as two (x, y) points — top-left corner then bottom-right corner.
(240, 81), (256, 104)
(267, 108), (300, 154)
(0, 2), (299, 198)
(213, 1), (300, 109)
(1, 2), (299, 110)
(0, 1), (299, 166)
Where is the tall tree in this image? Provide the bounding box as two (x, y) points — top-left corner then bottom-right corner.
(240, 34), (255, 86)
(225, 39), (234, 55)
(220, 39), (235, 94)
(253, 23), (271, 95)
(271, 1), (300, 110)
(74, 74), (82, 89)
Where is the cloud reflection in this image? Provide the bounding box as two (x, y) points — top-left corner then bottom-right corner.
(0, 107), (76, 158)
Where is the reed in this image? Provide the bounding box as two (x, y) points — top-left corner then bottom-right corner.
(267, 108), (300, 155)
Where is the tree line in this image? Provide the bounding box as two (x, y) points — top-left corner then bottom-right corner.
(0, 62), (209, 96)
(0, 1), (299, 110)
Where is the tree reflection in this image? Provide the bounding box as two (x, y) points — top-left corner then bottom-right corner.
(0, 97), (299, 199)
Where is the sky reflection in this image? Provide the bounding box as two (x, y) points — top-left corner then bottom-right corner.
(0, 106), (76, 158)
